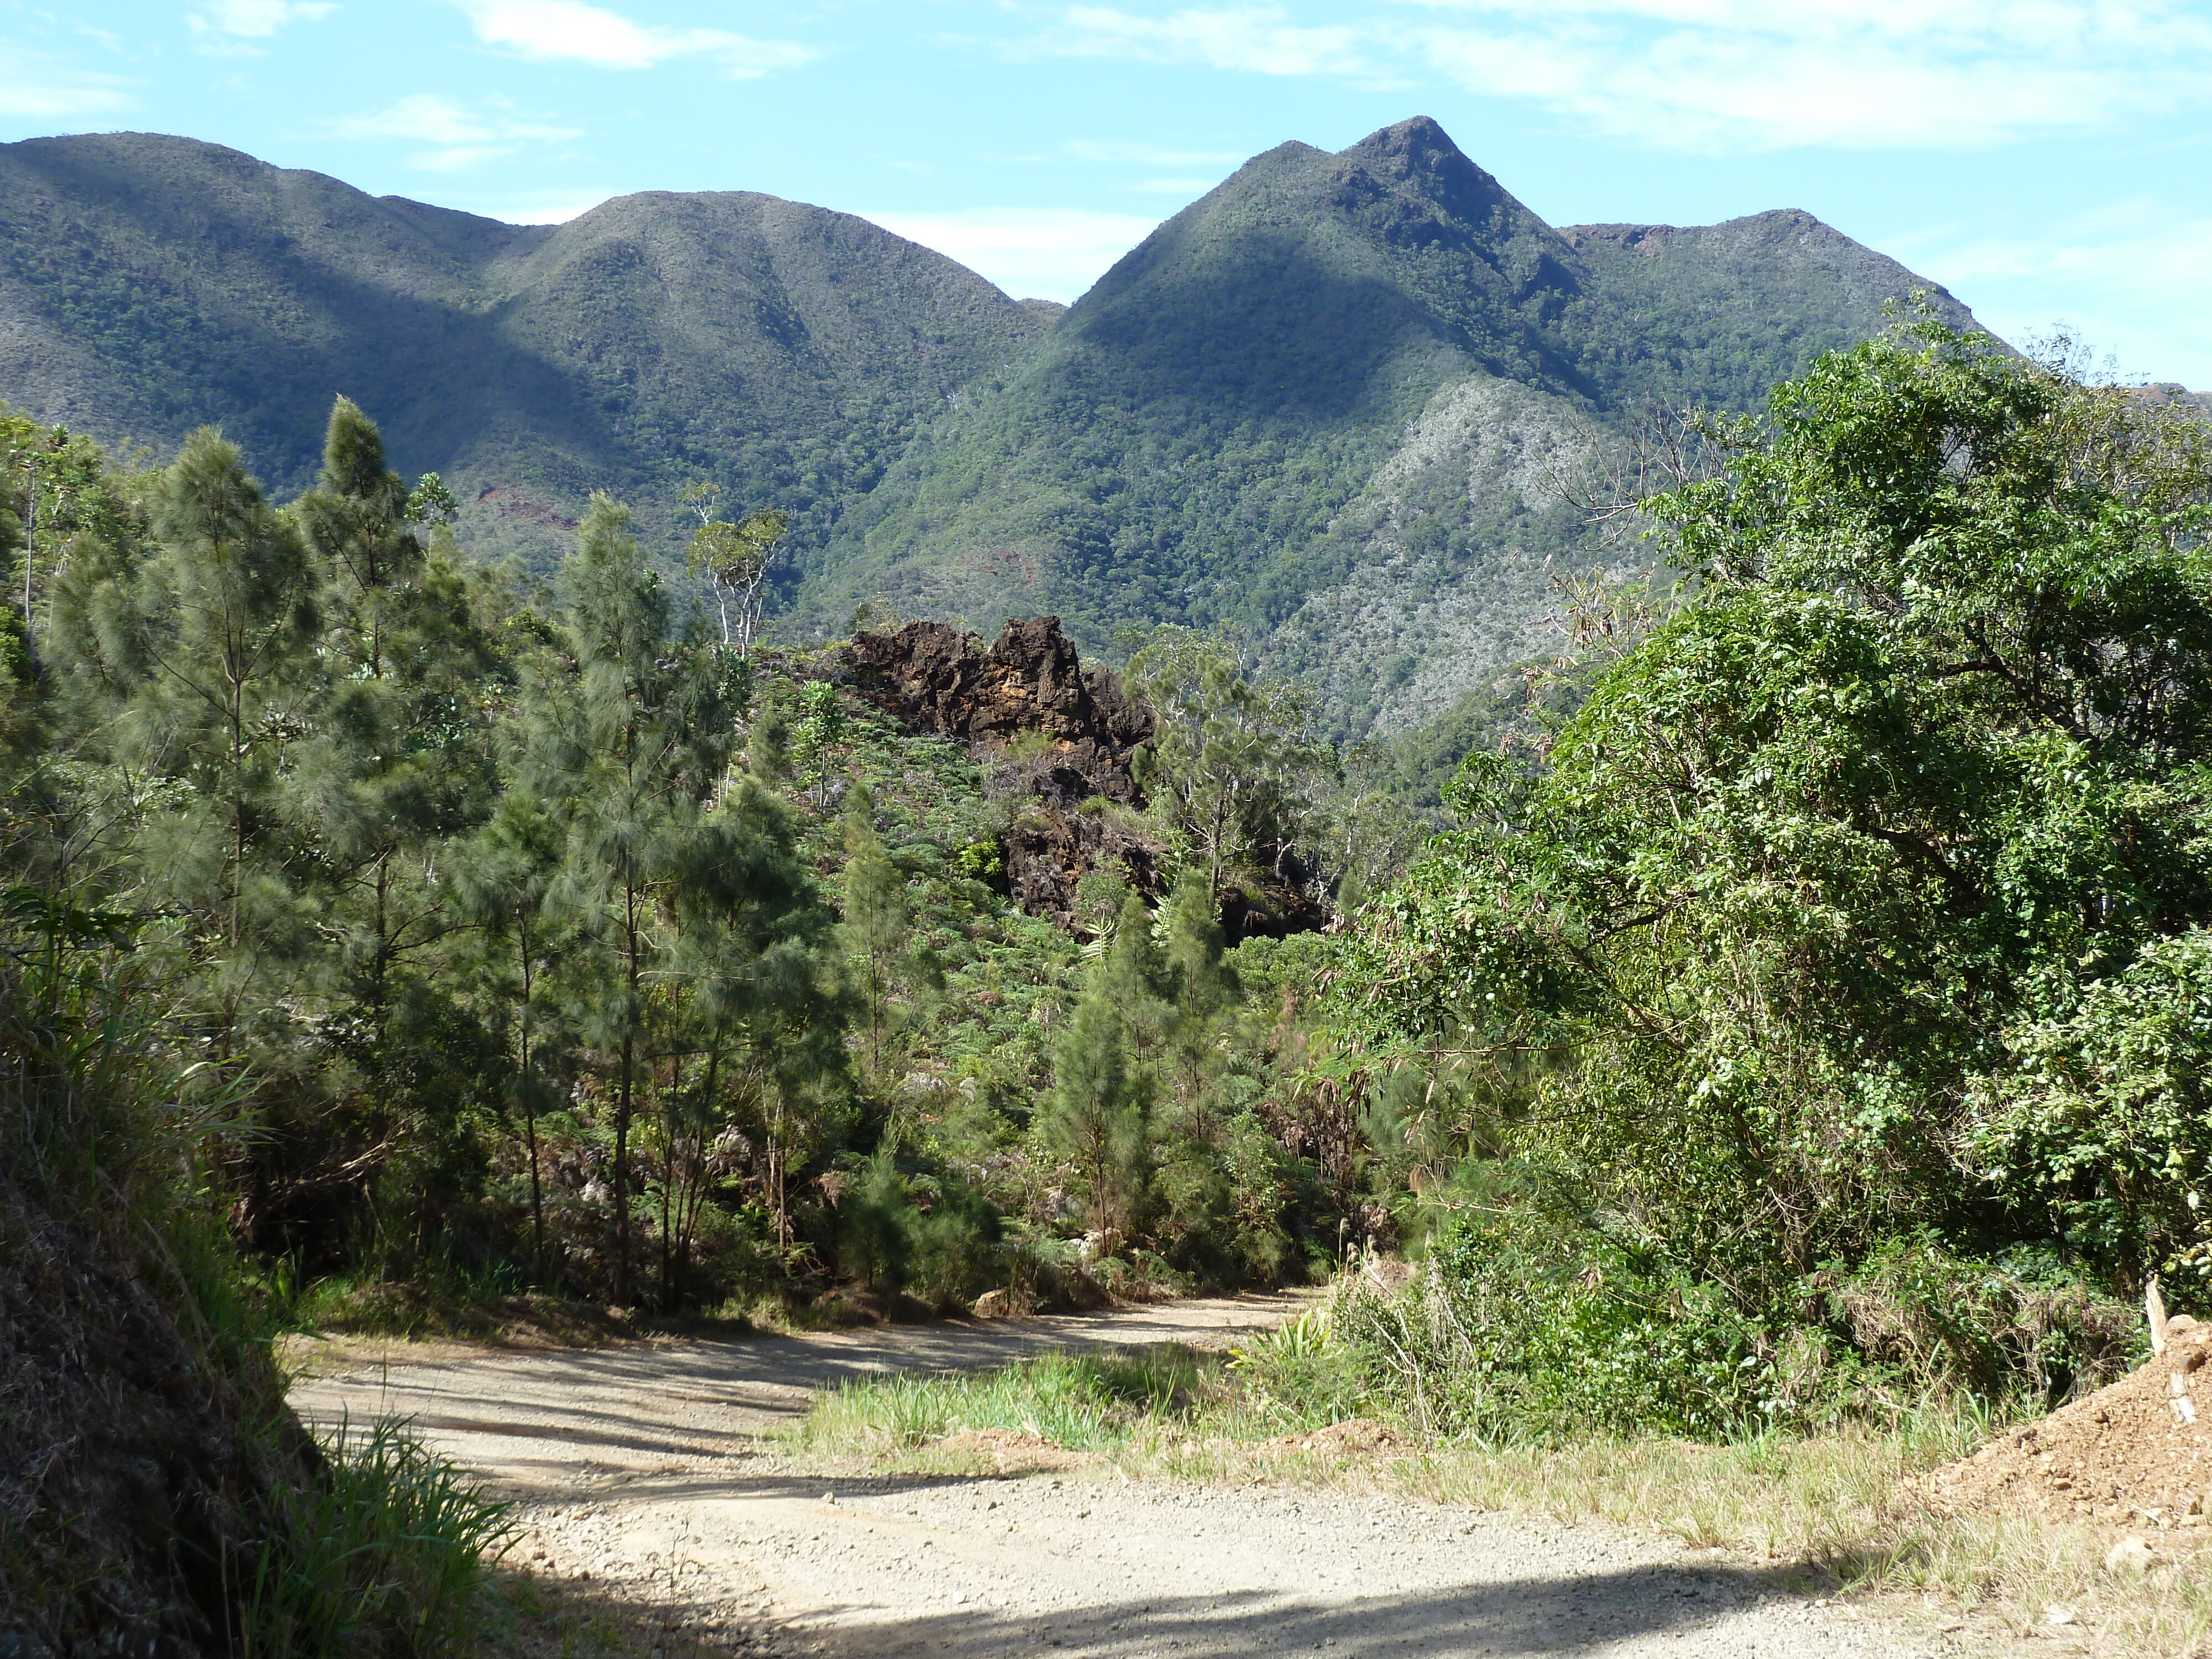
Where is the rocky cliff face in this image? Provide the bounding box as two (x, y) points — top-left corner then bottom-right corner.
(845, 617), (1325, 941)
(847, 615), (1152, 792)
(847, 618), (1159, 929)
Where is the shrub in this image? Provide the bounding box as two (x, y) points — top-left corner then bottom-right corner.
(246, 1418), (514, 1658)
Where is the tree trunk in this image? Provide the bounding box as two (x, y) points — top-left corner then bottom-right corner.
(519, 922), (544, 1283)
(614, 1034), (633, 1307)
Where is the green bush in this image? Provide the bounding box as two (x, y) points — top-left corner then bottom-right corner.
(1966, 930), (2212, 1298)
(1317, 1210), (2144, 1444)
(246, 1418), (514, 1658)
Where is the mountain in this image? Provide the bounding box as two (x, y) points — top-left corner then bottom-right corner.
(1, 121), (1984, 731)
(801, 118), (1983, 729)
(0, 132), (1046, 562)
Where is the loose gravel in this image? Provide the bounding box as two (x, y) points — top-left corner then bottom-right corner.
(290, 1297), (1959, 1659)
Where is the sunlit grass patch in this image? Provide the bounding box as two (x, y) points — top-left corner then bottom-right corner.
(248, 1416), (517, 1657)
(792, 1345), (1217, 1458)
(792, 1349), (2212, 1654)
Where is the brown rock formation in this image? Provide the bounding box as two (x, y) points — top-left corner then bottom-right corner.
(847, 617), (1152, 800)
(845, 617), (1324, 941)
(846, 619), (1161, 931)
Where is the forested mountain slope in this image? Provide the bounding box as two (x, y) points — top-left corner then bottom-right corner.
(806, 118), (1984, 731)
(2, 121), (1980, 730)
(0, 131), (1046, 565)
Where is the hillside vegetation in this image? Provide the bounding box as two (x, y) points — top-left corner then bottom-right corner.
(6, 233), (2210, 1642)
(0, 119), (1979, 733)
(0, 132), (1045, 573)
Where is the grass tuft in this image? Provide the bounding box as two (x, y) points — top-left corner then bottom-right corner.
(246, 1416), (517, 1658)
(794, 1347), (1209, 1457)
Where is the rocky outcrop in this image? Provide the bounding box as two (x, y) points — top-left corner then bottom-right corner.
(847, 617), (1152, 799)
(846, 617), (1324, 941)
(848, 619), (1161, 930)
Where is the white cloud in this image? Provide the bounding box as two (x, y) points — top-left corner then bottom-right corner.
(335, 93), (581, 170)
(1033, 5), (1401, 81)
(857, 208), (1163, 304)
(1023, 1), (2210, 152)
(0, 48), (131, 117)
(187, 0), (336, 50)
(1893, 202), (2212, 386)
(1409, 6), (2154, 150)
(457, 0), (817, 77)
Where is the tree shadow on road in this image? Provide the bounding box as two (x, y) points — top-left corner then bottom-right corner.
(492, 1526), (1849, 1659)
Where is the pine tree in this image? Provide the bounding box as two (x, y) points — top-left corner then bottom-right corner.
(1042, 892), (1159, 1243)
(455, 788), (568, 1280)
(120, 431), (320, 1015)
(658, 775), (837, 1301)
(838, 781), (911, 1084)
(539, 493), (738, 1306)
(1161, 869), (1240, 1128)
(293, 401), (497, 1131)
(1042, 987), (1148, 1243)
(281, 400), (505, 1261)
(1098, 890), (1173, 1067)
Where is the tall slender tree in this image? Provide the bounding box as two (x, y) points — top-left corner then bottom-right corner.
(455, 788), (568, 1280)
(100, 432), (321, 1045)
(539, 493), (738, 1305)
(838, 782), (911, 1084)
(1042, 891), (1158, 1241)
(286, 400), (502, 1256)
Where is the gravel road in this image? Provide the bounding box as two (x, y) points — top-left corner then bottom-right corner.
(290, 1297), (1954, 1659)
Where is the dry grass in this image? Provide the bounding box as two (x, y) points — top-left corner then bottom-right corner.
(792, 1349), (2212, 1656)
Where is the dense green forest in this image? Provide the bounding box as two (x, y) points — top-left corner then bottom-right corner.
(6, 318), (2208, 1464)
(0, 389), (1402, 1340)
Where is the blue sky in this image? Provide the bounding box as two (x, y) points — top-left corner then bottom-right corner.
(8, 1), (2209, 384)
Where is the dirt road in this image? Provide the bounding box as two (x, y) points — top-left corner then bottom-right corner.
(290, 1297), (1950, 1659)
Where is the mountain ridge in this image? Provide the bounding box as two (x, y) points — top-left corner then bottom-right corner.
(3, 118), (1991, 730)
(794, 117), (1983, 727)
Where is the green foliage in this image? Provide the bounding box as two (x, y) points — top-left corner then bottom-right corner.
(0, 134), (1046, 584)
(800, 124), (1974, 739)
(5, 388), (1416, 1369)
(0, 783), (509, 1656)
(1040, 973), (1150, 1237)
(1967, 930), (2212, 1287)
(1332, 322), (2212, 1431)
(245, 1418), (514, 1659)
(1126, 627), (1328, 901)
(684, 489), (790, 654)
(7, 131), (1972, 742)
(839, 782), (915, 1082)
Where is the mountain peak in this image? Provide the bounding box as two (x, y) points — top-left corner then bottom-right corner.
(1328, 116), (1527, 241)
(1341, 114), (1467, 167)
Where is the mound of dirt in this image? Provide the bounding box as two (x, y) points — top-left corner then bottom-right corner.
(1270, 1418), (1403, 1455)
(1931, 1322), (2212, 1531)
(932, 1428), (1094, 1471)
(0, 1192), (315, 1655)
